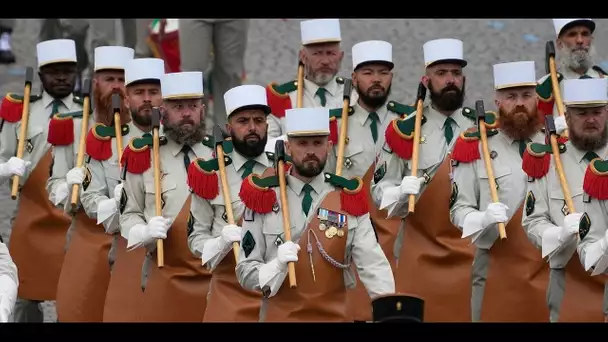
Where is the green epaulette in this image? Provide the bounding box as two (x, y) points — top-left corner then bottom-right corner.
(269, 80), (297, 96)
(526, 142), (567, 156)
(329, 106), (355, 119)
(202, 134), (234, 153)
(461, 107), (499, 127)
(54, 110), (84, 119)
(536, 74), (563, 100)
(459, 127), (500, 140)
(387, 100), (416, 117)
(5, 93), (42, 103)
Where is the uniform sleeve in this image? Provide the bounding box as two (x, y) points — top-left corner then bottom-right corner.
(266, 115), (283, 139)
(577, 200), (608, 272)
(45, 145), (73, 208)
(0, 242), (17, 286)
(119, 171), (147, 240)
(187, 194), (226, 270)
(370, 148), (411, 217)
(521, 176), (559, 249)
(0, 121), (17, 164)
(235, 208), (267, 292)
(351, 213), (395, 298)
(450, 160), (480, 231)
(80, 158), (110, 219)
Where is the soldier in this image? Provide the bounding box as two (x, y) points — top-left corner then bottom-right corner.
(449, 61), (549, 321)
(537, 19), (606, 126)
(371, 38), (478, 321)
(235, 107), (395, 322)
(0, 39), (82, 322)
(102, 58), (165, 322)
(0, 19), (16, 64)
(120, 71), (212, 321)
(0, 237), (18, 322)
(187, 84), (273, 322)
(523, 77), (608, 322)
(265, 19), (356, 139)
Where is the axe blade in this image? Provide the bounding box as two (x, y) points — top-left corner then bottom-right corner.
(545, 41), (556, 74)
(151, 107), (161, 129)
(212, 125), (224, 147)
(81, 78), (92, 97)
(544, 115), (557, 140)
(111, 93), (122, 113)
(274, 139), (286, 170)
(475, 100), (486, 126)
(24, 67), (34, 86)
(417, 82), (427, 101)
(343, 78), (352, 100)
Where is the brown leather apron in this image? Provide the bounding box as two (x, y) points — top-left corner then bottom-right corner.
(55, 210), (113, 321)
(346, 164), (399, 322)
(395, 157), (475, 322)
(264, 190), (351, 322)
(557, 257), (606, 321)
(102, 235), (146, 322)
(480, 205), (551, 321)
(203, 217), (263, 322)
(8, 150), (71, 300)
(140, 195), (211, 322)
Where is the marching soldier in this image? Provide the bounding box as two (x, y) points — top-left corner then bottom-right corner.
(0, 19), (16, 64)
(187, 84), (273, 321)
(371, 38), (478, 321)
(120, 71), (212, 321)
(103, 58), (165, 322)
(0, 238), (18, 322)
(450, 61), (549, 321)
(265, 19), (356, 139)
(537, 18), (606, 129)
(523, 78), (608, 322)
(0, 39), (82, 322)
(235, 107), (395, 322)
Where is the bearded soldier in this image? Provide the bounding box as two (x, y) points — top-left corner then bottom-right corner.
(0, 238), (18, 322)
(120, 71), (212, 321)
(523, 78), (608, 322)
(187, 84), (273, 322)
(450, 61), (550, 322)
(265, 19), (356, 139)
(537, 19), (606, 133)
(0, 39), (82, 322)
(371, 38), (478, 321)
(103, 58), (165, 322)
(235, 107), (394, 322)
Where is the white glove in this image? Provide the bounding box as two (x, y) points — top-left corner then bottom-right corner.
(221, 224), (242, 246)
(554, 115), (568, 135)
(481, 202), (509, 229)
(66, 167), (85, 186)
(0, 275), (18, 322)
(0, 157), (31, 178)
(277, 241), (300, 269)
(52, 182), (69, 206)
(127, 216), (170, 250)
(113, 183), (123, 203)
(560, 213), (582, 242)
(399, 176), (425, 197)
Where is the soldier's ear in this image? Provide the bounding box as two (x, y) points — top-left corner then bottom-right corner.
(298, 48), (306, 65)
(338, 49), (344, 62)
(421, 75), (430, 88)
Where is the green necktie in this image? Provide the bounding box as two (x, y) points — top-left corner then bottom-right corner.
(368, 112), (380, 143)
(241, 159), (256, 179)
(315, 87), (327, 107)
(181, 145), (192, 169)
(50, 99), (61, 117)
(517, 139), (531, 158)
(301, 183), (314, 216)
(583, 151), (600, 163)
(444, 117), (455, 145)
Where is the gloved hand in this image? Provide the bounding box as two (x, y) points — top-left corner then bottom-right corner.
(560, 212), (582, 242)
(113, 183), (123, 204)
(0, 157), (31, 178)
(399, 176), (425, 197)
(0, 275), (18, 322)
(277, 241), (300, 270)
(481, 202), (509, 229)
(221, 224), (242, 246)
(143, 216), (170, 243)
(554, 115), (568, 135)
(66, 167), (85, 186)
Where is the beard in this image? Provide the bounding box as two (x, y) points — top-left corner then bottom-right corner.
(498, 105), (542, 141)
(560, 44), (595, 71)
(231, 131), (267, 158)
(428, 78), (466, 112)
(357, 83), (391, 109)
(306, 63), (340, 87)
(568, 119), (608, 151)
(130, 102), (153, 127)
(163, 118), (207, 146)
(293, 153), (326, 178)
(93, 86), (130, 126)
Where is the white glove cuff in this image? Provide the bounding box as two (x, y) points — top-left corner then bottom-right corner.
(200, 236), (225, 268)
(461, 211), (485, 239)
(258, 258), (287, 298)
(96, 198), (118, 225)
(52, 182), (69, 207)
(126, 224), (147, 250)
(541, 225), (563, 258)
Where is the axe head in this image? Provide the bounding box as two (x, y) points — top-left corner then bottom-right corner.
(24, 67), (34, 86)
(475, 100), (486, 126)
(544, 115), (557, 139)
(212, 125), (225, 147)
(545, 41), (556, 73)
(81, 78), (92, 97)
(343, 78), (352, 100)
(151, 107), (161, 129)
(111, 93), (122, 113)
(274, 139), (286, 169)
(417, 82), (427, 101)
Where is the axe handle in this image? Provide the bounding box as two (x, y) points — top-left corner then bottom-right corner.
(277, 159), (297, 288)
(113, 112), (124, 163)
(70, 96), (91, 212)
(334, 97), (351, 176)
(479, 122), (507, 240)
(216, 145), (240, 261)
(548, 56), (568, 138)
(549, 134), (577, 240)
(11, 83), (33, 200)
(408, 97), (425, 213)
(152, 127), (165, 267)
(296, 64), (304, 108)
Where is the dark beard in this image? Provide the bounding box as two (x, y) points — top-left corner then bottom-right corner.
(569, 122), (608, 151)
(130, 103), (152, 127)
(498, 105), (542, 141)
(428, 78), (466, 112)
(163, 120), (207, 146)
(357, 83), (391, 109)
(231, 132), (267, 158)
(293, 155), (326, 178)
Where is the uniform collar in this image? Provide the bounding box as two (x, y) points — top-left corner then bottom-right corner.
(354, 101), (390, 126)
(498, 129), (545, 145)
(570, 141), (608, 163)
(287, 171), (326, 196)
(42, 91), (73, 110)
(303, 75), (340, 99)
(425, 104), (469, 130)
(166, 137), (207, 158)
(231, 148), (270, 172)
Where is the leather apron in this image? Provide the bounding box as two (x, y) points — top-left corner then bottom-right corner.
(55, 210), (113, 321)
(264, 190), (351, 322)
(480, 205), (551, 321)
(556, 257), (606, 321)
(395, 157), (475, 322)
(346, 164), (399, 322)
(102, 235), (146, 322)
(203, 217), (263, 322)
(140, 195), (211, 322)
(8, 150), (71, 300)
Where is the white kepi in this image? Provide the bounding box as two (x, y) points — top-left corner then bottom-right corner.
(125, 58), (166, 87)
(493, 61), (537, 90)
(552, 19), (595, 37)
(161, 71), (204, 100)
(300, 19), (341, 46)
(285, 107), (330, 137)
(422, 38), (466, 68)
(94, 46), (134, 72)
(352, 40), (393, 70)
(224, 84), (271, 117)
(36, 39), (77, 69)
(563, 78), (608, 107)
